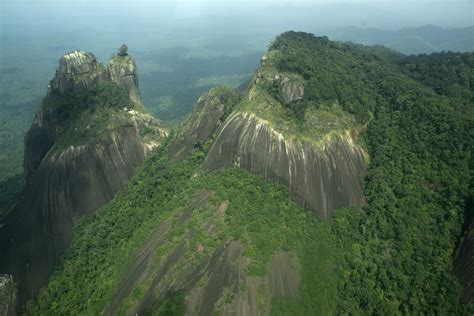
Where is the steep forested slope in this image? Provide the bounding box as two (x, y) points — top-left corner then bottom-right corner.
(26, 32), (473, 315)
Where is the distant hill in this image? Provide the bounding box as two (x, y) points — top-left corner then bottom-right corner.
(328, 25), (474, 55)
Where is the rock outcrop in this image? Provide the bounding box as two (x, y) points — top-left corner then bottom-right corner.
(168, 86), (239, 160)
(0, 275), (16, 316)
(0, 46), (167, 310)
(204, 112), (366, 219)
(23, 107), (58, 181)
(281, 77), (304, 104)
(48, 51), (108, 94)
(455, 212), (474, 302)
(103, 192), (301, 316)
(118, 44), (128, 57)
(1, 126), (157, 308)
(108, 45), (142, 105)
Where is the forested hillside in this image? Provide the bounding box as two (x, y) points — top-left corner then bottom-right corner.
(22, 32), (474, 314)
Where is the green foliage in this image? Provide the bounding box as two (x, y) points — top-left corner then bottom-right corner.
(398, 51), (474, 110)
(144, 291), (186, 316)
(23, 32), (474, 315)
(26, 139), (341, 315)
(26, 138), (203, 315)
(270, 32), (383, 123)
(270, 31), (473, 314)
(0, 97), (37, 206)
(44, 80), (134, 112)
(44, 81), (140, 153)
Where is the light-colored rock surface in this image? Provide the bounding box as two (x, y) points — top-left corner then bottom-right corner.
(204, 112), (366, 219)
(108, 54), (142, 105)
(48, 50), (107, 94)
(281, 77), (304, 104)
(0, 275), (16, 316)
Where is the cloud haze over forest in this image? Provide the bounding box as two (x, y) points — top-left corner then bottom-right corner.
(1, 0), (473, 33)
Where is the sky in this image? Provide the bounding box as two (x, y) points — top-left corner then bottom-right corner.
(1, 0), (473, 30)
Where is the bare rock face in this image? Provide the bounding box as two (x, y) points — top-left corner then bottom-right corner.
(0, 275), (16, 316)
(102, 192), (302, 316)
(1, 126), (154, 308)
(108, 48), (142, 105)
(48, 50), (108, 94)
(118, 44), (128, 57)
(281, 77), (304, 104)
(0, 48), (168, 311)
(204, 112), (366, 219)
(23, 108), (58, 181)
(168, 87), (240, 160)
(455, 216), (474, 302)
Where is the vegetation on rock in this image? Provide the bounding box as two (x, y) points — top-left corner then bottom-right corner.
(23, 32), (474, 314)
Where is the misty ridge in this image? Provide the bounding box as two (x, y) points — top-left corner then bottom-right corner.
(1, 0), (472, 123)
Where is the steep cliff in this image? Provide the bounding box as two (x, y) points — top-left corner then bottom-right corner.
(47, 50), (108, 95)
(168, 86), (240, 161)
(202, 48), (367, 218)
(168, 59), (366, 219)
(23, 32), (474, 315)
(204, 112), (366, 219)
(0, 45), (167, 310)
(455, 206), (474, 302)
(0, 275), (15, 316)
(108, 44), (142, 105)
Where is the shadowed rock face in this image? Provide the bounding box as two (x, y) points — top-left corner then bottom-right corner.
(23, 108), (58, 181)
(455, 216), (474, 302)
(118, 44), (128, 57)
(0, 48), (167, 311)
(168, 87), (240, 160)
(108, 54), (142, 105)
(204, 112), (366, 218)
(0, 126), (156, 308)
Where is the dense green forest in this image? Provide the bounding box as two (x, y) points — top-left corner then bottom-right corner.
(271, 32), (472, 313)
(23, 32), (473, 314)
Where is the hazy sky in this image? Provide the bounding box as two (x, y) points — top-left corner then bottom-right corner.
(1, 0), (473, 33)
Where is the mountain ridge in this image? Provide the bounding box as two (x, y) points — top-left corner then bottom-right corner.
(20, 32), (473, 315)
(0, 45), (168, 311)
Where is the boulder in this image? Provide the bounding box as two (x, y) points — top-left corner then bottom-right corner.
(48, 50), (107, 94)
(108, 52), (142, 105)
(118, 44), (128, 56)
